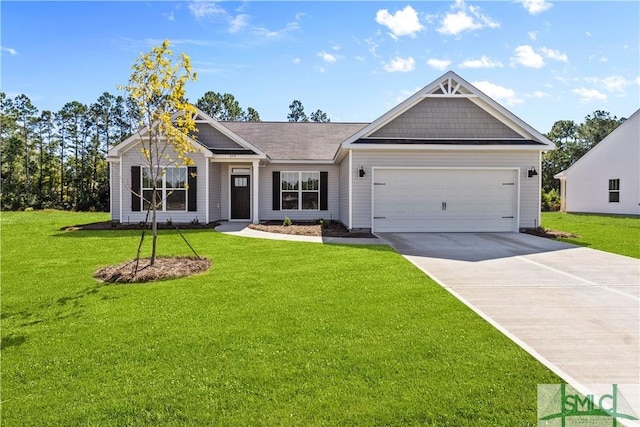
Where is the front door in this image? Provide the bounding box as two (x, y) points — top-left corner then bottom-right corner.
(231, 175), (251, 219)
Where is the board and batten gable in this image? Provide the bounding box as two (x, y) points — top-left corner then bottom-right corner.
(350, 150), (541, 230)
(370, 97), (522, 140)
(118, 141), (208, 224)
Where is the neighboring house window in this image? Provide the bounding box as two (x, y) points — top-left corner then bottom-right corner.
(142, 167), (187, 211)
(281, 172), (319, 210)
(609, 179), (620, 203)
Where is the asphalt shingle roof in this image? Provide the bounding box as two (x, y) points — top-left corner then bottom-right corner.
(220, 122), (367, 161)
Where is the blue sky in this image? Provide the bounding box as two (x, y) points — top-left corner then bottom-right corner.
(1, 1), (638, 132)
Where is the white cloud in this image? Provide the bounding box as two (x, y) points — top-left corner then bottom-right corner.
(331, 44), (341, 51)
(572, 87), (607, 103)
(540, 46), (568, 62)
(375, 5), (424, 39)
(636, 76), (640, 86)
(252, 18), (301, 40)
(318, 51), (337, 63)
(188, 1), (226, 19)
(510, 45), (545, 68)
(473, 81), (523, 105)
(229, 14), (249, 33)
(163, 11), (175, 21)
(292, 57), (301, 64)
(438, 0), (499, 36)
(525, 91), (551, 98)
(518, 0), (553, 15)
(364, 38), (380, 58)
(383, 56), (415, 73)
(426, 58), (452, 70)
(585, 76), (630, 94)
(1, 46), (18, 56)
(459, 55), (503, 69)
(528, 31), (538, 41)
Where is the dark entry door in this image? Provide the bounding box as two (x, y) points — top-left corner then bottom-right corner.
(231, 175), (251, 219)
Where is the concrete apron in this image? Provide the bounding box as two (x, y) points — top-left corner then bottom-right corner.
(377, 232), (640, 420)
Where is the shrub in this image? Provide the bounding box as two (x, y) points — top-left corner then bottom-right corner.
(541, 189), (561, 212)
(283, 217), (292, 227)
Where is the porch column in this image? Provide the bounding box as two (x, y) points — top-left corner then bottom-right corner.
(252, 160), (260, 224)
(205, 159), (210, 224)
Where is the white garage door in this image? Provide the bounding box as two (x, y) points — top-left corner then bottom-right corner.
(373, 169), (518, 232)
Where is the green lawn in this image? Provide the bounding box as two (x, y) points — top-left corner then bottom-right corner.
(2, 211), (559, 426)
(542, 212), (640, 259)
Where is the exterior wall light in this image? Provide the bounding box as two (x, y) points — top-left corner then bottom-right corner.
(528, 166), (538, 178)
(358, 166), (366, 178)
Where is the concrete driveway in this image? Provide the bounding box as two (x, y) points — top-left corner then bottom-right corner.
(377, 232), (640, 415)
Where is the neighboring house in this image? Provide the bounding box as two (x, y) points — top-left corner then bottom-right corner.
(107, 71), (555, 233)
(554, 109), (639, 216)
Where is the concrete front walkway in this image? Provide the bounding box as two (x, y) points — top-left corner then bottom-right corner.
(377, 232), (640, 417)
(215, 222), (384, 245)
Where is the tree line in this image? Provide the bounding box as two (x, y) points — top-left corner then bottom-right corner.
(0, 87), (623, 212)
(0, 90), (331, 211)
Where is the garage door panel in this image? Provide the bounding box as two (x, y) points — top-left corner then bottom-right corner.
(373, 169), (517, 232)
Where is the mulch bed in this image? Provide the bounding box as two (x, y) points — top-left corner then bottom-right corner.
(94, 256), (211, 284)
(63, 221), (217, 231)
(248, 221), (375, 238)
(523, 227), (580, 239)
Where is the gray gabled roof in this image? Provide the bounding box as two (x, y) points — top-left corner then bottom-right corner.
(220, 122), (366, 161)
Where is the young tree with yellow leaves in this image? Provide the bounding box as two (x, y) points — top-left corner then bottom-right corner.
(121, 40), (198, 265)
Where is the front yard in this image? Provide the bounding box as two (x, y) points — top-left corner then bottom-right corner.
(1, 211), (559, 425)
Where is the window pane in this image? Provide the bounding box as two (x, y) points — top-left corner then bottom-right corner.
(281, 172), (299, 191)
(167, 168), (186, 189)
(143, 190), (162, 211)
(167, 190), (186, 210)
(302, 192), (319, 210)
(301, 172), (319, 190)
(609, 192), (620, 203)
(609, 179), (620, 191)
(234, 177), (247, 187)
(282, 192), (299, 210)
(142, 168), (153, 189)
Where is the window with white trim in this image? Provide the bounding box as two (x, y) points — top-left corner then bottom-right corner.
(142, 167), (187, 211)
(281, 172), (319, 210)
(609, 179), (620, 203)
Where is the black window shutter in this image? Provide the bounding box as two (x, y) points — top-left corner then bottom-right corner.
(272, 171), (280, 211)
(188, 166), (197, 212)
(131, 166), (141, 212)
(320, 171), (328, 211)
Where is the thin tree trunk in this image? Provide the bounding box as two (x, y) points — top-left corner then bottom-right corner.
(150, 184), (158, 266)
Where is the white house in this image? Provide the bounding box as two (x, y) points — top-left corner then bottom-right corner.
(107, 71), (555, 232)
(555, 109), (639, 215)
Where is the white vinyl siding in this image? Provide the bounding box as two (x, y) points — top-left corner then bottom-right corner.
(259, 163), (340, 221)
(110, 162), (120, 221)
(119, 141), (207, 224)
(351, 150), (541, 230)
(339, 152), (351, 228)
(209, 162), (222, 221)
